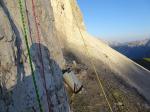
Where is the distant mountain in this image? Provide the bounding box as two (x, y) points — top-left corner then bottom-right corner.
(110, 38), (150, 59)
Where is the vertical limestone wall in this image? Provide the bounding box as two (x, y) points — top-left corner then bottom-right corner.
(0, 0), (69, 111)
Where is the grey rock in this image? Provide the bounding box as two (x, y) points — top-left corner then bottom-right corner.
(0, 32), (4, 40)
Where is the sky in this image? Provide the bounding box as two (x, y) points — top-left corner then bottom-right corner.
(77, 0), (150, 42)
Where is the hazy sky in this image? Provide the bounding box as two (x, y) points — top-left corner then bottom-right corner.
(77, 0), (150, 42)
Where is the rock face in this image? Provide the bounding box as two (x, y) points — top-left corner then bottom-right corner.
(0, 0), (150, 112)
(52, 0), (150, 103)
(0, 0), (69, 112)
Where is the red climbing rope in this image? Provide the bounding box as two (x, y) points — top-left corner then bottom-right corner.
(31, 0), (51, 111)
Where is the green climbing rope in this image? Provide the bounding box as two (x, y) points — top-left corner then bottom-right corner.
(18, 0), (43, 112)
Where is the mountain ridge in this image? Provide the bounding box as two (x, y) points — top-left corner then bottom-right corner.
(110, 38), (150, 59)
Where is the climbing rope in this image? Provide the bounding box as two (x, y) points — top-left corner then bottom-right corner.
(31, 0), (51, 111)
(72, 7), (114, 112)
(18, 0), (43, 112)
(104, 57), (128, 112)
